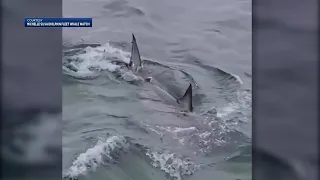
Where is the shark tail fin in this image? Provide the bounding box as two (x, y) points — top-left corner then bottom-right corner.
(129, 33), (142, 72)
(177, 84), (193, 112)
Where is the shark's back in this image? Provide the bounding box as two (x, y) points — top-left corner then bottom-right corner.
(147, 79), (193, 112)
(147, 80), (178, 105)
(129, 34), (194, 112)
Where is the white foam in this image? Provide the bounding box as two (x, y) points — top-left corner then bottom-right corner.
(172, 127), (197, 136)
(121, 71), (144, 82)
(217, 90), (251, 119)
(199, 131), (211, 139)
(146, 150), (200, 180)
(63, 66), (101, 79)
(217, 102), (238, 118)
(215, 89), (252, 138)
(63, 135), (129, 179)
(63, 43), (131, 78)
(153, 124), (227, 153)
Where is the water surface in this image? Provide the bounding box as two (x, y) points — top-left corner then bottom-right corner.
(62, 0), (252, 179)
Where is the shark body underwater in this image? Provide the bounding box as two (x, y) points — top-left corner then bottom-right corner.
(122, 34), (194, 112)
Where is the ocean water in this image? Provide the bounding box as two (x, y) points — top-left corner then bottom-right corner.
(62, 0), (252, 180)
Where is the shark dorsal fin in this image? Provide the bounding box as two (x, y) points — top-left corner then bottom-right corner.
(177, 84), (193, 112)
(129, 34), (142, 72)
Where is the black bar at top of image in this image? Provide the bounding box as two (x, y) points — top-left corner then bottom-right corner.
(253, 0), (319, 180)
(0, 0), (62, 180)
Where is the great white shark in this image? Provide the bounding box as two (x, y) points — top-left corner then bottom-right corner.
(126, 34), (193, 112)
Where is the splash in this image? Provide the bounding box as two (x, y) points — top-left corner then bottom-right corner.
(63, 135), (201, 180)
(146, 150), (201, 180)
(147, 89), (251, 155)
(155, 125), (228, 153)
(63, 43), (131, 80)
(216, 90), (252, 138)
(63, 135), (129, 180)
(217, 90), (251, 122)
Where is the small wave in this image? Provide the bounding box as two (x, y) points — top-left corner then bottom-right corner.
(63, 135), (129, 180)
(186, 54), (244, 85)
(63, 66), (101, 80)
(146, 150), (201, 180)
(63, 134), (200, 180)
(64, 43), (101, 50)
(211, 66), (243, 85)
